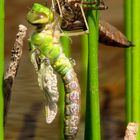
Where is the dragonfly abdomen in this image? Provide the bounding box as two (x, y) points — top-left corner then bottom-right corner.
(62, 69), (80, 140)
(51, 49), (81, 139)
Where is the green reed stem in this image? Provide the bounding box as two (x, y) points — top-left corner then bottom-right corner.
(131, 0), (140, 139)
(0, 0), (4, 139)
(60, 37), (70, 140)
(81, 35), (88, 115)
(124, 0), (132, 123)
(84, 2), (101, 140)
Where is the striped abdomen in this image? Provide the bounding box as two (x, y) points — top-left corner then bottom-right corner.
(52, 50), (80, 140)
(99, 20), (133, 47)
(62, 68), (80, 140)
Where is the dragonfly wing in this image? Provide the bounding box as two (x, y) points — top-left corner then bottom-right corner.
(30, 51), (59, 123)
(99, 20), (133, 48)
(38, 59), (59, 124)
(45, 102), (58, 124)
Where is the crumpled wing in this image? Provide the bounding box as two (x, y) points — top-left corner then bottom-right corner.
(38, 60), (59, 124)
(99, 20), (133, 48)
(30, 50), (59, 123)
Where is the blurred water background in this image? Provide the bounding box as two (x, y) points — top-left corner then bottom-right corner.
(5, 0), (126, 140)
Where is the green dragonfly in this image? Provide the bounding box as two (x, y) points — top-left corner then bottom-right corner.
(27, 3), (80, 140)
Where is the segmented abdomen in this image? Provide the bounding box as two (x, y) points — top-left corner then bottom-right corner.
(52, 50), (80, 140)
(99, 20), (133, 47)
(63, 68), (80, 140)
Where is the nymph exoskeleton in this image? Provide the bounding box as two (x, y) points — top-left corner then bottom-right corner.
(26, 3), (80, 140)
(54, 0), (133, 47)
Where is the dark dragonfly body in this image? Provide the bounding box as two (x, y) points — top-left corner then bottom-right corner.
(27, 3), (80, 140)
(54, 0), (133, 47)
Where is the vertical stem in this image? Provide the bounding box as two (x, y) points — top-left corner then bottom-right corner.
(132, 0), (140, 119)
(84, 1), (101, 140)
(124, 0), (132, 122)
(81, 35), (88, 115)
(131, 0), (140, 139)
(60, 36), (70, 140)
(0, 0), (4, 139)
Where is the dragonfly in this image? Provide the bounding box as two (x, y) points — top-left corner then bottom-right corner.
(53, 0), (133, 47)
(26, 3), (80, 140)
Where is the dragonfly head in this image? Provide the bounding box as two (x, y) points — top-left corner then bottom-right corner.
(27, 3), (53, 26)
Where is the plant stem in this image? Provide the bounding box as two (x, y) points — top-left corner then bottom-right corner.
(124, 0), (132, 123)
(60, 36), (70, 140)
(0, 0), (4, 139)
(84, 1), (101, 140)
(131, 0), (140, 139)
(81, 35), (88, 115)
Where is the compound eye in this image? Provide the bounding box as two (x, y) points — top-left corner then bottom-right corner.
(38, 12), (47, 19)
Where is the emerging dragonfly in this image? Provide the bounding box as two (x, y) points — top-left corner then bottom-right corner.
(26, 1), (133, 139)
(27, 3), (80, 140)
(53, 0), (133, 47)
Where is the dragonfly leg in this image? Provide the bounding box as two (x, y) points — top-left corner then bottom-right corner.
(60, 30), (88, 36)
(79, 3), (89, 32)
(76, 1), (89, 33)
(53, 0), (63, 17)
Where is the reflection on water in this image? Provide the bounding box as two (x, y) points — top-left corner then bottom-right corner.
(101, 89), (125, 140)
(17, 102), (42, 140)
